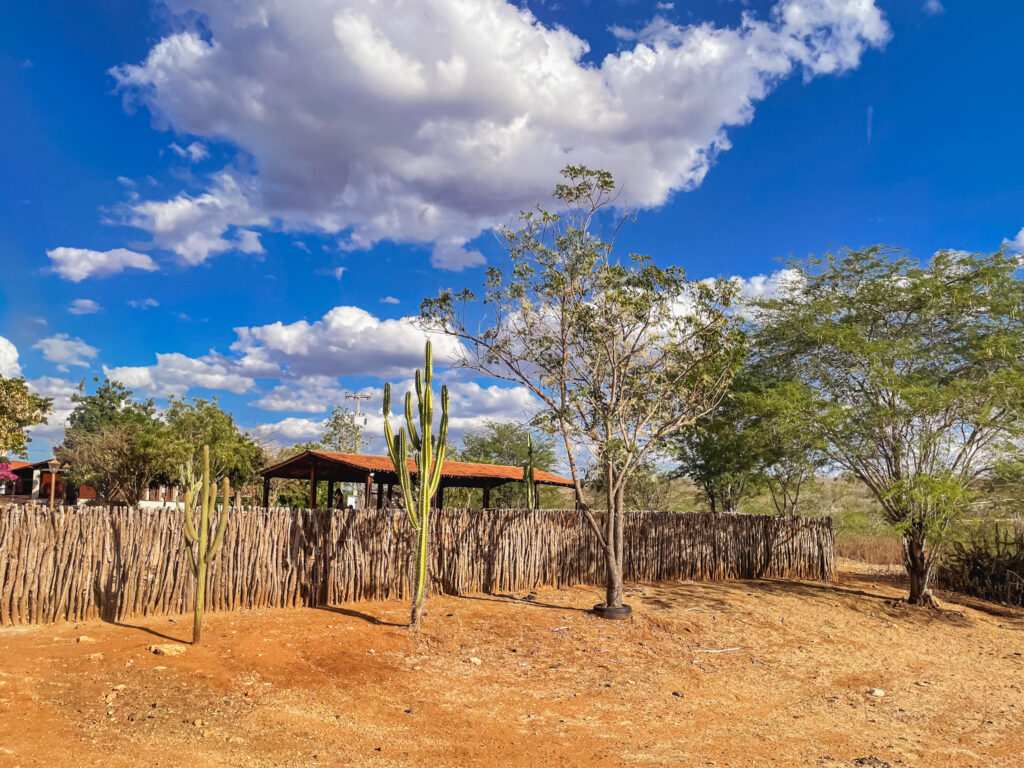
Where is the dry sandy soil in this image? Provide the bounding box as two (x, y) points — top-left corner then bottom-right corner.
(1, 561), (1022, 768)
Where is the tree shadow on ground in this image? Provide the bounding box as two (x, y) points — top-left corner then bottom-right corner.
(452, 593), (591, 614)
(629, 572), (975, 629)
(317, 604), (406, 627)
(109, 620), (184, 644)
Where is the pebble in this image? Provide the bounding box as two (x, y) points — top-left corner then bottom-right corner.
(868, 688), (885, 697)
(149, 644), (188, 657)
(77, 636), (97, 644)
(469, 657), (482, 666)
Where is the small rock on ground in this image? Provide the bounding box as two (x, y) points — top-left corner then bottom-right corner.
(149, 644), (188, 657)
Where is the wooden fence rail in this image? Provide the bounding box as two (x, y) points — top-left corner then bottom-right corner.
(0, 506), (834, 626)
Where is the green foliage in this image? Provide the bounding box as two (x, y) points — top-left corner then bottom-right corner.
(0, 375), (52, 459)
(671, 374), (765, 514)
(422, 165), (745, 609)
(180, 445), (230, 644)
(382, 341), (449, 629)
(320, 405), (365, 453)
(753, 245), (1024, 604)
(67, 378), (156, 431)
(165, 396), (263, 488)
(57, 379), (183, 505)
(458, 421), (556, 508)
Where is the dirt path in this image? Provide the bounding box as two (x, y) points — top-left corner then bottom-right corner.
(1, 562), (1021, 768)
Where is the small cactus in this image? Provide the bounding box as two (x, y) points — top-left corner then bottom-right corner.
(383, 340), (449, 630)
(181, 445), (230, 645)
(524, 434), (537, 509)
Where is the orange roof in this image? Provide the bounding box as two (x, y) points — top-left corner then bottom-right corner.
(5, 461), (31, 470)
(260, 450), (574, 488)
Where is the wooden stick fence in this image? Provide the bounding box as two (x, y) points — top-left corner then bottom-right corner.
(0, 505), (834, 626)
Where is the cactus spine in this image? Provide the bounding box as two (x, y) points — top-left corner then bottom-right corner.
(382, 340), (449, 630)
(524, 434), (537, 509)
(182, 444), (230, 645)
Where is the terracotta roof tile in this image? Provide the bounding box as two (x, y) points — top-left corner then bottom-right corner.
(262, 450), (574, 487)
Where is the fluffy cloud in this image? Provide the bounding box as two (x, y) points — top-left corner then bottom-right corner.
(252, 379), (540, 450)
(91, 304), (461, 403)
(68, 299), (102, 315)
(1006, 227), (1024, 254)
(32, 334), (98, 371)
(231, 305), (464, 379)
(0, 336), (21, 377)
(922, 0), (945, 15)
(252, 417), (327, 445)
(111, 0), (889, 269)
(728, 268), (804, 302)
(26, 376), (79, 446)
(169, 140), (209, 162)
(124, 172), (267, 265)
(46, 246), (158, 282)
(104, 352), (255, 397)
(128, 298), (160, 309)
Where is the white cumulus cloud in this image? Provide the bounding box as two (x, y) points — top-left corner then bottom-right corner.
(68, 299), (102, 315)
(46, 246), (158, 282)
(110, 0), (889, 270)
(231, 305), (464, 380)
(103, 352), (255, 397)
(32, 334), (98, 371)
(0, 336), (21, 377)
(26, 376), (79, 446)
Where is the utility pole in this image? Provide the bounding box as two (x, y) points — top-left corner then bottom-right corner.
(345, 392), (372, 424)
(344, 393), (374, 506)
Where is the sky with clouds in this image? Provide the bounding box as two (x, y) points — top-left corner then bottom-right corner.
(2, 0), (1021, 460)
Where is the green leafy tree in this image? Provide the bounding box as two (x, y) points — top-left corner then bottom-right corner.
(0, 376), (52, 459)
(422, 166), (744, 613)
(459, 421), (557, 508)
(57, 378), (182, 505)
(747, 380), (828, 517)
(320, 405), (365, 453)
(165, 396), (263, 489)
(753, 246), (1024, 605)
(671, 379), (765, 514)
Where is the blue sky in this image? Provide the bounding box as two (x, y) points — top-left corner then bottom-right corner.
(2, 0), (1021, 460)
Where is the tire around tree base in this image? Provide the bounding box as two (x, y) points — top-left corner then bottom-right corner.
(592, 603), (632, 620)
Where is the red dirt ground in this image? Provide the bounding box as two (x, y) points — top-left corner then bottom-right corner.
(1, 560), (1022, 768)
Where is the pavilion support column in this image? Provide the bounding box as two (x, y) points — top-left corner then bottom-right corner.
(262, 476), (270, 510)
(387, 484), (394, 506)
(364, 473), (373, 510)
(534, 481), (541, 510)
(327, 480), (335, 509)
(309, 461), (318, 510)
(482, 482), (491, 510)
(376, 480), (384, 509)
(437, 486), (444, 510)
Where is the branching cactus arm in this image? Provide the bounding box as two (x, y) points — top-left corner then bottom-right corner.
(382, 340), (450, 630)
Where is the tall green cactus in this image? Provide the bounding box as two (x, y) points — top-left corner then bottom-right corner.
(181, 444), (230, 645)
(382, 340), (449, 630)
(524, 433), (537, 509)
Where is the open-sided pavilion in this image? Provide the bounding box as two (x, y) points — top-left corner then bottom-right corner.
(258, 450), (575, 510)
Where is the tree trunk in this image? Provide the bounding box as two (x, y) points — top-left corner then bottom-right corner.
(903, 527), (938, 608)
